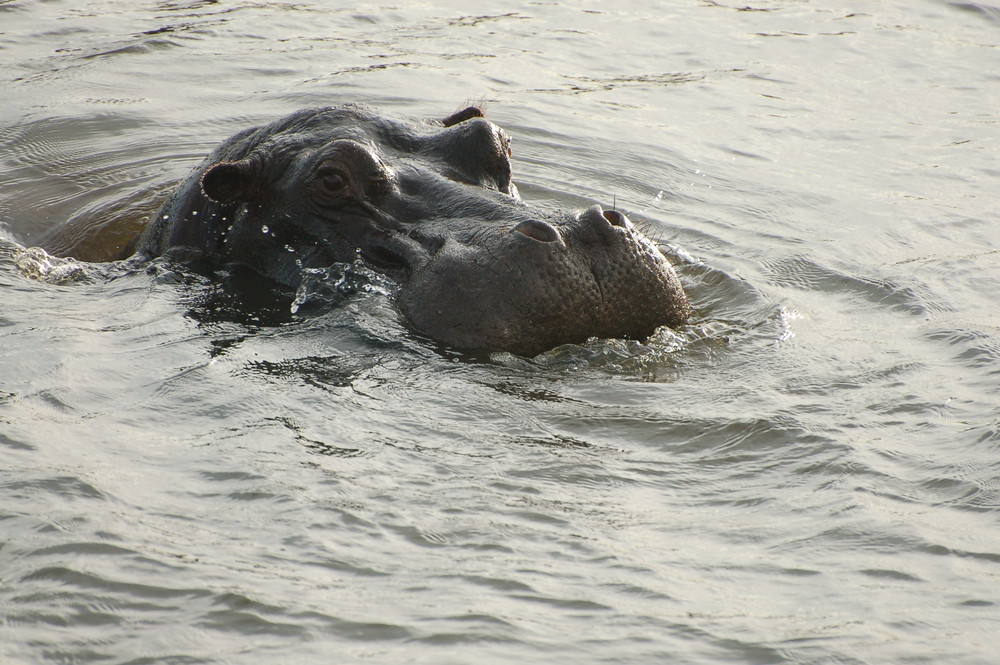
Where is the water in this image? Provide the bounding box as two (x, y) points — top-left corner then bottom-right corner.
(2, 1), (999, 663)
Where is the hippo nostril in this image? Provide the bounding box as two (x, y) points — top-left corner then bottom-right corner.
(602, 209), (628, 227)
(513, 219), (561, 243)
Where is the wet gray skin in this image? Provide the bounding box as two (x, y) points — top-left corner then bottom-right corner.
(139, 104), (690, 356)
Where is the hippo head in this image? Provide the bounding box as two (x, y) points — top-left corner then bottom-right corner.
(140, 104), (689, 356)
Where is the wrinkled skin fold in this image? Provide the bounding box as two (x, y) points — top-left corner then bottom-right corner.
(138, 104), (690, 356)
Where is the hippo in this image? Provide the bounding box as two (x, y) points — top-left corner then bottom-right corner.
(137, 104), (689, 356)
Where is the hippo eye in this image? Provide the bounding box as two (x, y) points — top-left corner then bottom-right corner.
(319, 169), (347, 193)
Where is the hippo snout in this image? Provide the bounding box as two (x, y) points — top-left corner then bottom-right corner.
(399, 205), (689, 356)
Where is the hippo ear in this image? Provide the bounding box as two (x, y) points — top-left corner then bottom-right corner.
(441, 106), (485, 127)
(201, 160), (255, 204)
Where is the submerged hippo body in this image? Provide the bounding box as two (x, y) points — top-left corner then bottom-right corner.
(139, 104), (689, 356)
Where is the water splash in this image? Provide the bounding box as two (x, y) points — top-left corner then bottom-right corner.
(289, 260), (396, 315)
(13, 247), (93, 285)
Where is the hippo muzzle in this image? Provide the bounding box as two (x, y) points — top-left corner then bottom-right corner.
(398, 205), (688, 356)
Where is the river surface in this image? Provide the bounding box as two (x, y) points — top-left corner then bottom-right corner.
(1, 1), (999, 663)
